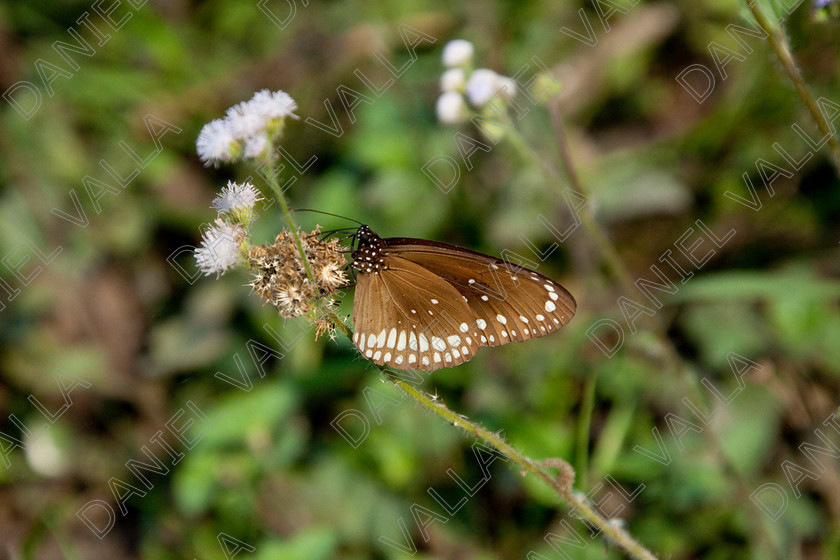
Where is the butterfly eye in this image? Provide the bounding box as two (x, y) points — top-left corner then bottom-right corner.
(351, 225), (576, 371)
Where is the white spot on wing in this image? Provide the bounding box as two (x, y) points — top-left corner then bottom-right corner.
(545, 300), (556, 312)
(447, 335), (461, 347)
(536, 314), (545, 321)
(387, 328), (397, 349)
(419, 334), (430, 352)
(377, 329), (387, 348)
(434, 353), (441, 363)
(459, 322), (468, 332)
(544, 284), (555, 292)
(432, 336), (446, 351)
(373, 351), (381, 360)
(397, 331), (407, 351)
(477, 319), (487, 330)
(519, 315), (529, 323)
(496, 314), (507, 325)
(549, 292), (559, 301)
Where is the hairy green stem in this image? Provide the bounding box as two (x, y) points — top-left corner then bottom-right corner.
(265, 166), (316, 284)
(263, 140), (659, 560)
(545, 100), (782, 558)
(746, 1), (840, 175)
(576, 374), (597, 490)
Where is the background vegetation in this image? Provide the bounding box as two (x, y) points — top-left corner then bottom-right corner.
(1, 0), (839, 558)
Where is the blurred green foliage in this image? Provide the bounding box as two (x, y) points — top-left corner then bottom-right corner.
(1, 0), (840, 559)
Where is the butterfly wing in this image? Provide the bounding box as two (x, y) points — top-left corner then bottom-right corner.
(382, 238), (576, 344)
(352, 255), (481, 371)
(351, 235), (576, 371)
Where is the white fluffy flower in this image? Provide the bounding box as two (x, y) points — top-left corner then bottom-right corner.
(466, 68), (501, 107)
(196, 118), (237, 166)
(436, 92), (468, 124)
(244, 134), (269, 159)
(440, 68), (466, 92)
(211, 181), (263, 214)
(442, 39), (474, 68)
(196, 90), (298, 165)
(25, 428), (66, 477)
(497, 76), (517, 100)
(248, 89), (298, 121)
(195, 218), (246, 277)
(226, 101), (266, 139)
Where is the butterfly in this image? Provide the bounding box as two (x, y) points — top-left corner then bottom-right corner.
(349, 225), (576, 371)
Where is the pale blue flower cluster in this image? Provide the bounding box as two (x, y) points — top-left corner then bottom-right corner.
(436, 40), (517, 124)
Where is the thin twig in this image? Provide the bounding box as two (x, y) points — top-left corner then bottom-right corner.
(260, 136), (660, 559)
(746, 0), (840, 175)
(544, 99), (783, 559)
(545, 105), (638, 297)
(265, 168), (316, 283)
(576, 374), (597, 490)
(305, 248), (659, 559)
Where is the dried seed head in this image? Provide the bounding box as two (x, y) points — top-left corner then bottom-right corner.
(247, 227), (348, 321)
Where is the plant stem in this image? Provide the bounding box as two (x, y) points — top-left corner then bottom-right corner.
(321, 305), (658, 560)
(746, 0), (840, 175)
(263, 152), (660, 560)
(390, 375), (659, 560)
(545, 100), (783, 559)
(576, 374), (597, 490)
(264, 165), (316, 284)
(545, 105), (638, 296)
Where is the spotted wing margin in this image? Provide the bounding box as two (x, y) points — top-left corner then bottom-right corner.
(352, 256), (485, 371)
(381, 238), (576, 347)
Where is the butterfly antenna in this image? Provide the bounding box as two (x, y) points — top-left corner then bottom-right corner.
(292, 208), (363, 226)
(317, 227), (357, 242)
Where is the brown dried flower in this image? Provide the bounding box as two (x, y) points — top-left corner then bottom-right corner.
(247, 227), (348, 327)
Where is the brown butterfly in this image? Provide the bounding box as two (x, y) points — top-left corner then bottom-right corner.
(350, 225), (576, 371)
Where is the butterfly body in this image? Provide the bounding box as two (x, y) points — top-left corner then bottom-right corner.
(350, 225), (576, 371)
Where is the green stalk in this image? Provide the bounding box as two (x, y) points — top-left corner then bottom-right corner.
(576, 373), (597, 490)
(544, 102), (782, 558)
(264, 163), (316, 284)
(261, 136), (660, 560)
(321, 311), (657, 560)
(746, 1), (840, 176)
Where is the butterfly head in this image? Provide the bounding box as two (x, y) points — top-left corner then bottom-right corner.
(351, 225), (386, 274)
